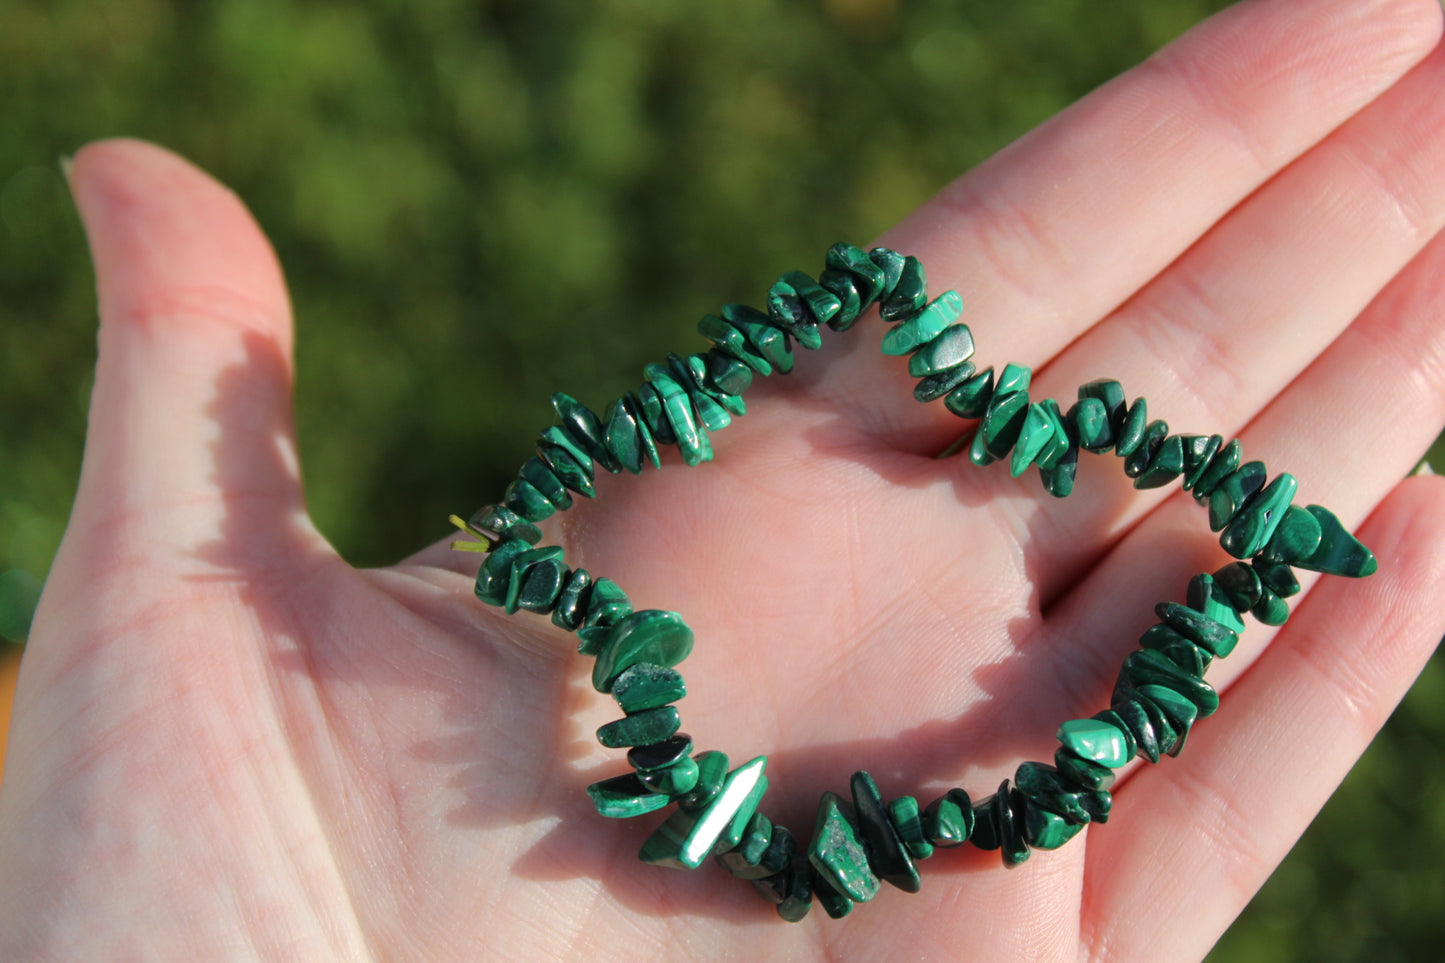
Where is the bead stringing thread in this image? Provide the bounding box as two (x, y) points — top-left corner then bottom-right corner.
(454, 243), (1378, 922)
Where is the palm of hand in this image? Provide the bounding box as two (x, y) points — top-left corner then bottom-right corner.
(5, 2), (1445, 960)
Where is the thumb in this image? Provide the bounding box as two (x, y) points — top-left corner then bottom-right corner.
(57, 139), (320, 578)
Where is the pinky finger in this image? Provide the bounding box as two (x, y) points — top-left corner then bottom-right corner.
(1078, 474), (1445, 962)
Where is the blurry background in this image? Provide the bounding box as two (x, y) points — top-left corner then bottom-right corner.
(1, 0), (1441, 956)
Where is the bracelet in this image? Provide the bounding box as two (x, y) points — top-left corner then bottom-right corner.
(452, 243), (1377, 922)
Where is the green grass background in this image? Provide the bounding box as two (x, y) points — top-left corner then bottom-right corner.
(1, 0), (1442, 956)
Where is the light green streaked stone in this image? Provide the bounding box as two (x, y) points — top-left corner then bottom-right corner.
(1221, 472), (1297, 558)
(1294, 505), (1378, 578)
(881, 290), (962, 356)
(907, 324), (975, 377)
(591, 609), (694, 693)
(1056, 717), (1131, 769)
(587, 771), (675, 818)
(638, 756), (768, 869)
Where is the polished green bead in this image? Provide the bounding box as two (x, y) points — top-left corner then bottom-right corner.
(632, 383), (675, 445)
(596, 705), (681, 749)
(1123, 418), (1168, 479)
(724, 821), (794, 880)
(826, 243), (886, 304)
(812, 870), (854, 919)
(550, 567), (592, 630)
(851, 771), (920, 893)
(592, 609), (694, 692)
(881, 290), (961, 356)
(818, 268), (864, 331)
(1181, 434), (1224, 491)
(795, 274), (844, 329)
(1090, 708), (1138, 759)
(1022, 799), (1084, 850)
(908, 324), (976, 377)
(627, 733), (693, 773)
(766, 274), (823, 350)
(1014, 761), (1110, 824)
(577, 577), (632, 655)
(886, 795), (934, 860)
(968, 423), (997, 466)
(1078, 379), (1127, 434)
(1192, 438), (1242, 501)
(679, 750), (730, 812)
(539, 444), (597, 496)
(602, 397), (646, 475)
(1114, 398), (1148, 457)
(973, 389), (1030, 462)
(1258, 504), (1323, 564)
(1253, 558), (1300, 598)
(1252, 586), (1290, 625)
(638, 756), (768, 869)
(1188, 572), (1246, 633)
(1032, 398), (1073, 471)
(1139, 623), (1210, 676)
(646, 366), (712, 466)
(505, 546), (567, 615)
(637, 755), (700, 796)
(587, 771), (674, 818)
(1041, 440), (1079, 497)
(1294, 505), (1377, 577)
(879, 255), (927, 323)
(519, 456), (571, 510)
(868, 247), (907, 298)
(552, 392), (619, 473)
(774, 858), (814, 921)
(1071, 397), (1113, 452)
(976, 782), (1029, 867)
(1057, 717), (1131, 769)
(474, 539), (530, 607)
(610, 663), (686, 713)
(1213, 561), (1263, 612)
(1109, 696), (1162, 763)
(922, 788), (975, 847)
(689, 388), (732, 433)
(914, 361), (977, 403)
(721, 303), (794, 374)
(1157, 600), (1239, 658)
(994, 361), (1031, 395)
(502, 477), (555, 522)
(1134, 433), (1186, 489)
(717, 811), (774, 878)
(704, 349), (754, 396)
(1116, 683), (1180, 757)
(1221, 472), (1296, 558)
(1137, 684), (1199, 757)
(1054, 747), (1115, 791)
(944, 366), (995, 419)
(809, 792), (880, 902)
(697, 313), (772, 375)
(1010, 403), (1056, 478)
(1122, 649), (1219, 717)
(469, 505), (542, 545)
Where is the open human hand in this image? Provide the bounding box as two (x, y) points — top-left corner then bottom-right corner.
(4, 0), (1445, 959)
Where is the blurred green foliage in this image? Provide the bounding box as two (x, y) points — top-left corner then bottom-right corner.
(0, 0), (1440, 956)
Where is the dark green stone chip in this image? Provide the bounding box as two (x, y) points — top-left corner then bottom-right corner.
(811, 870), (854, 919)
(717, 812), (777, 879)
(1078, 379), (1128, 434)
(1258, 504), (1323, 564)
(1253, 558), (1300, 598)
(502, 477), (555, 522)
(474, 538), (530, 607)
(818, 268), (864, 331)
(1022, 799), (1084, 850)
(596, 705), (682, 749)
(922, 787), (975, 847)
(879, 256), (927, 323)
(887, 796), (935, 860)
(638, 756), (767, 869)
(586, 771), (675, 818)
(1137, 684), (1199, 756)
(774, 857), (814, 921)
(592, 609), (694, 693)
(1056, 717), (1131, 769)
(1121, 649), (1220, 717)
(610, 663), (686, 713)
(603, 397), (647, 475)
(1014, 761), (1110, 825)
(1011, 402), (1057, 478)
(1071, 397), (1113, 452)
(1293, 505), (1377, 578)
(1192, 438), (1242, 502)
(908, 324), (977, 377)
(637, 755), (700, 796)
(1123, 418), (1168, 478)
(539, 443), (597, 495)
(1134, 433), (1186, 489)
(1054, 747), (1116, 791)
(704, 348), (754, 396)
(944, 366), (995, 419)
(1139, 623), (1210, 677)
(1213, 561), (1263, 612)
(1114, 398), (1149, 457)
(505, 546), (567, 615)
(914, 361), (977, 403)
(1220, 471), (1295, 556)
(826, 243), (886, 304)
(850, 771), (920, 893)
(697, 313), (772, 375)
(809, 791), (881, 902)
(550, 567), (592, 631)
(973, 389), (1031, 462)
(1156, 600), (1239, 658)
(1108, 695), (1162, 763)
(1188, 572), (1247, 633)
(1252, 586), (1290, 625)
(628, 733), (694, 774)
(881, 290), (961, 356)
(552, 392), (619, 473)
(679, 750), (730, 812)
(721, 303), (794, 374)
(469, 505), (542, 545)
(867, 247), (907, 301)
(1181, 434), (1224, 491)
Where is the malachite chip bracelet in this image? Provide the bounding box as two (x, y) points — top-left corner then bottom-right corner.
(451, 243), (1378, 922)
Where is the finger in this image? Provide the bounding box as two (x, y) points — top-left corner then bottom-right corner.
(1030, 207), (1445, 748)
(1001, 34), (1445, 592)
(809, 0), (1441, 450)
(58, 139), (319, 569)
(1079, 475), (1445, 961)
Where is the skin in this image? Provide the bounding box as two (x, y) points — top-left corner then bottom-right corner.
(3, 0), (1445, 959)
